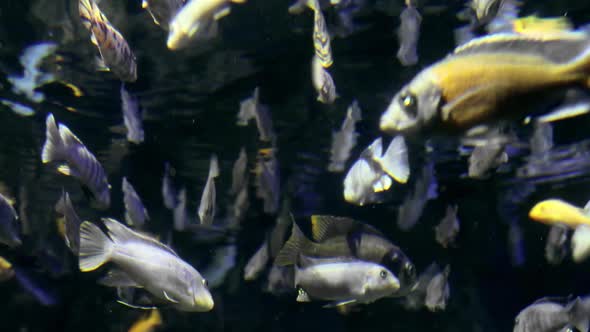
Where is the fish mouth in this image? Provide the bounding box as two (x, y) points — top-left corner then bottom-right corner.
(194, 293), (215, 312)
(379, 104), (415, 133)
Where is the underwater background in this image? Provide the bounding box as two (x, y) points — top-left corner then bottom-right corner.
(2, 0), (590, 331)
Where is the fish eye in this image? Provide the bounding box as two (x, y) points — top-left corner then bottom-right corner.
(400, 93), (418, 117)
(380, 270), (387, 279)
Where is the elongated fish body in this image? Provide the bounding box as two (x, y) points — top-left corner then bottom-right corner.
(294, 259), (400, 304)
(0, 193), (20, 248)
(328, 100), (362, 172)
(121, 84), (144, 144)
(514, 298), (589, 332)
(79, 218), (213, 312)
(79, 0), (137, 82)
(55, 190), (82, 254)
(198, 155), (219, 225)
(41, 114), (111, 209)
(545, 224), (569, 265)
(397, 6), (421, 66)
(380, 32), (590, 133)
(243, 240), (270, 281)
(529, 199), (590, 229)
(311, 55), (338, 104)
(255, 151), (280, 214)
(122, 177), (149, 228)
(308, 0), (333, 68)
(230, 148), (248, 194)
(142, 0), (185, 29)
(162, 162), (177, 210)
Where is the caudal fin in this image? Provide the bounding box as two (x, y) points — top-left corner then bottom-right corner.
(41, 114), (66, 164)
(79, 221), (113, 271)
(274, 222), (313, 266)
(379, 135), (410, 184)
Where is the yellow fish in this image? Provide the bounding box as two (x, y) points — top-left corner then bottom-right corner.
(79, 0), (137, 82)
(128, 309), (163, 332)
(0, 256), (14, 282)
(529, 199), (590, 229)
(380, 31), (590, 133)
(306, 0), (333, 68)
(512, 15), (573, 37)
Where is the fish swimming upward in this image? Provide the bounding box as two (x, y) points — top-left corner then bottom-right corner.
(380, 31), (590, 134)
(79, 0), (137, 82)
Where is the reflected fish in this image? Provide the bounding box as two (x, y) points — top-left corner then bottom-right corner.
(79, 218), (214, 312)
(0, 192), (21, 248)
(514, 297), (589, 332)
(79, 0), (137, 82)
(529, 199), (590, 229)
(328, 99), (362, 172)
(380, 31), (590, 134)
(434, 205), (460, 248)
(311, 54), (338, 104)
(0, 256), (14, 282)
(8, 42), (57, 103)
(545, 224), (569, 265)
(237, 87), (275, 142)
(142, 0), (185, 29)
(55, 190), (82, 254)
(571, 224), (590, 263)
(122, 177), (150, 229)
(121, 84), (145, 144)
(198, 155), (219, 225)
(41, 114), (111, 209)
(129, 309), (163, 332)
(425, 264), (450, 312)
(396, 5), (421, 66)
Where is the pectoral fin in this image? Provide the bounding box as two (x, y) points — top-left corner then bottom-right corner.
(441, 84), (508, 128)
(163, 291), (179, 304)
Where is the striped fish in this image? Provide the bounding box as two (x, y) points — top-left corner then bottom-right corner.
(79, 0), (137, 82)
(308, 0), (333, 68)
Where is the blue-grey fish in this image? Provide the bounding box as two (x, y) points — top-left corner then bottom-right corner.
(174, 188), (189, 231)
(230, 148), (248, 195)
(545, 224), (569, 265)
(255, 149), (280, 214)
(121, 84), (144, 144)
(142, 0), (185, 29)
(41, 114), (111, 209)
(162, 162), (178, 210)
(8, 42), (57, 103)
(202, 243), (237, 288)
(514, 297), (589, 332)
(55, 190), (82, 254)
(425, 264), (450, 312)
(311, 54), (338, 104)
(244, 240), (270, 281)
(198, 155), (219, 225)
(467, 136), (509, 178)
(237, 88), (275, 142)
(122, 177), (150, 229)
(0, 193), (21, 248)
(434, 205), (460, 248)
(79, 218), (214, 312)
(397, 161), (438, 231)
(79, 0), (137, 82)
(396, 5), (421, 66)
(572, 224), (590, 263)
(328, 100), (362, 172)
(404, 262), (440, 310)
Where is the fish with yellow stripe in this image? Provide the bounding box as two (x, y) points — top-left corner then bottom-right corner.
(306, 0), (333, 68)
(79, 0), (137, 82)
(380, 29), (590, 134)
(529, 198), (590, 229)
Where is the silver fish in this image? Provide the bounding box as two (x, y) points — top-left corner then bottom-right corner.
(0, 99), (35, 117)
(198, 155), (219, 225)
(231, 147), (248, 194)
(328, 100), (362, 172)
(572, 224), (590, 263)
(8, 42), (57, 103)
(311, 55), (338, 104)
(255, 151), (280, 214)
(174, 188), (189, 231)
(434, 205), (460, 248)
(514, 297), (589, 332)
(142, 0), (185, 29)
(122, 177), (150, 229)
(237, 88), (275, 142)
(425, 264), (450, 312)
(469, 0), (504, 26)
(396, 6), (421, 66)
(79, 218), (214, 312)
(0, 193), (20, 248)
(55, 190), (81, 254)
(468, 138), (509, 178)
(120, 84), (144, 144)
(404, 262), (440, 310)
(162, 162), (178, 210)
(244, 240), (270, 281)
(545, 224), (569, 265)
(41, 114), (111, 209)
(397, 162), (437, 231)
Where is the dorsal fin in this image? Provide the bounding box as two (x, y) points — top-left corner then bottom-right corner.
(101, 218), (178, 257)
(310, 215), (384, 242)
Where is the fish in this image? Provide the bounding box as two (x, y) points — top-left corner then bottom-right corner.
(571, 224), (590, 263)
(307, 0), (333, 68)
(162, 162), (178, 210)
(0, 99), (35, 117)
(343, 136), (410, 206)
(79, 0), (137, 82)
(328, 100), (362, 172)
(198, 155), (219, 225)
(244, 240), (270, 281)
(514, 297), (589, 332)
(122, 177), (150, 229)
(380, 31), (590, 134)
(8, 42), (57, 103)
(0, 256), (15, 282)
(167, 0), (245, 50)
(237, 88), (275, 142)
(468, 0), (505, 26)
(396, 5), (421, 66)
(512, 15), (573, 38)
(529, 199), (590, 229)
(174, 188), (189, 231)
(254, 150), (280, 214)
(530, 121), (553, 156)
(202, 243), (237, 288)
(434, 205), (460, 248)
(545, 224), (569, 265)
(142, 0), (185, 29)
(54, 190), (82, 254)
(275, 216), (416, 293)
(467, 136), (509, 178)
(264, 265), (294, 295)
(128, 309), (163, 332)
(0, 193), (21, 248)
(79, 218), (214, 312)
(294, 256), (400, 306)
(311, 54), (338, 104)
(403, 262), (440, 310)
(230, 147), (248, 195)
(41, 114), (111, 209)
(424, 264), (450, 312)
(397, 161), (438, 231)
(121, 84), (145, 144)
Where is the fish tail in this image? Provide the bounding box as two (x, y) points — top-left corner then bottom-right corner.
(79, 221), (113, 271)
(379, 135), (410, 184)
(567, 297), (589, 332)
(274, 222), (313, 266)
(41, 114), (66, 164)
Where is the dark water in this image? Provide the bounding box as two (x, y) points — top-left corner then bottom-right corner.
(2, 0), (590, 331)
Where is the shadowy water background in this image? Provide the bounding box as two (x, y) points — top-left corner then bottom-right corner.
(1, 0), (590, 331)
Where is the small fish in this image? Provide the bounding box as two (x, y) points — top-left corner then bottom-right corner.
(55, 190), (82, 254)
(328, 100), (362, 172)
(468, 0), (505, 26)
(254, 150), (280, 214)
(237, 88), (275, 142)
(122, 177), (150, 229)
(244, 240), (270, 281)
(380, 31), (590, 134)
(230, 148), (248, 194)
(425, 264), (450, 312)
(311, 54), (338, 104)
(8, 42), (57, 103)
(0, 193), (20, 248)
(121, 84), (145, 144)
(198, 155), (219, 225)
(307, 0), (333, 68)
(397, 161), (438, 231)
(142, 0), (185, 29)
(0, 256), (15, 282)
(162, 162), (178, 210)
(435, 205), (460, 248)
(0, 99), (35, 117)
(514, 297), (589, 332)
(294, 256), (400, 306)
(167, 0), (245, 50)
(545, 224), (569, 265)
(403, 262), (440, 310)
(41, 114), (111, 209)
(529, 199), (590, 229)
(396, 5), (422, 66)
(467, 137), (509, 178)
(571, 224), (590, 263)
(128, 309), (163, 332)
(79, 218), (214, 312)
(79, 0), (137, 82)
(174, 188), (189, 231)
